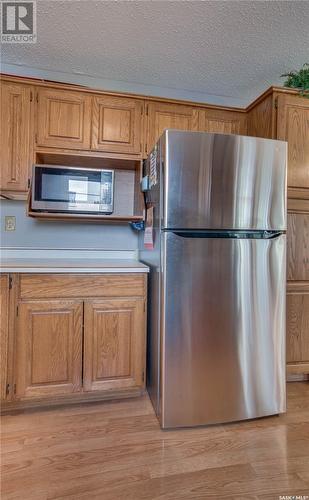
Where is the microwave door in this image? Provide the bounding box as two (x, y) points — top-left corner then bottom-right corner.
(67, 174), (101, 212)
(31, 166), (95, 212)
(31, 166), (114, 214)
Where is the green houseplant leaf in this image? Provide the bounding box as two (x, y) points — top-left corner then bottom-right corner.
(281, 63), (309, 98)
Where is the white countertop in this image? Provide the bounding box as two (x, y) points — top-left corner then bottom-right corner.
(0, 258), (149, 274)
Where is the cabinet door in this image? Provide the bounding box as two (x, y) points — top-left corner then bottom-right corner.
(287, 285), (309, 373)
(36, 88), (91, 150)
(92, 96), (143, 154)
(83, 298), (145, 392)
(0, 82), (33, 192)
(146, 101), (198, 154)
(286, 212), (309, 375)
(277, 95), (309, 193)
(0, 275), (9, 400)
(15, 300), (83, 399)
(197, 108), (247, 135)
(287, 213), (309, 281)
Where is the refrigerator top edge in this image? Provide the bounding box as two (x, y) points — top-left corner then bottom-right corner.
(162, 128), (288, 146)
(156, 129), (287, 231)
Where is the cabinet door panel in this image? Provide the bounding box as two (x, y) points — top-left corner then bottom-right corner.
(0, 82), (33, 192)
(92, 96), (143, 154)
(277, 95), (309, 192)
(287, 213), (309, 281)
(0, 275), (9, 400)
(83, 298), (145, 392)
(287, 286), (309, 373)
(36, 88), (91, 149)
(15, 300), (83, 399)
(197, 109), (247, 135)
(146, 102), (198, 154)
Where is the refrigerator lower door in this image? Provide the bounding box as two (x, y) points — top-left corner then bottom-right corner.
(160, 232), (286, 428)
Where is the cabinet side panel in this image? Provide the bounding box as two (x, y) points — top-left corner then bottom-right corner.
(0, 275), (9, 400)
(247, 95), (274, 139)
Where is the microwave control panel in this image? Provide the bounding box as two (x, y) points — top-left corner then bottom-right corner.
(100, 170), (114, 213)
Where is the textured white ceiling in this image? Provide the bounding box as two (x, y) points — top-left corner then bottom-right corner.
(1, 0), (309, 106)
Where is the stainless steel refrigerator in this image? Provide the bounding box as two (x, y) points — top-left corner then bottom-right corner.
(140, 130), (287, 429)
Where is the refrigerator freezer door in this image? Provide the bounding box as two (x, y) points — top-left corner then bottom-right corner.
(160, 232), (286, 428)
(162, 130), (287, 231)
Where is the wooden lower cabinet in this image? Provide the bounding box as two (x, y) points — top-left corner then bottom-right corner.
(83, 298), (145, 392)
(15, 300), (83, 399)
(286, 284), (309, 374)
(1, 273), (147, 410)
(286, 211), (309, 376)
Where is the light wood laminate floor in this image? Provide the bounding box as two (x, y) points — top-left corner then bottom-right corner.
(1, 383), (309, 500)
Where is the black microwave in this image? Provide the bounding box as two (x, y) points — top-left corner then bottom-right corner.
(31, 165), (114, 214)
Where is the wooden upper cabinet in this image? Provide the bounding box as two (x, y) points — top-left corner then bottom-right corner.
(277, 94), (309, 192)
(197, 109), (247, 135)
(0, 275), (9, 401)
(36, 88), (91, 150)
(146, 101), (198, 154)
(0, 82), (33, 192)
(83, 298), (145, 392)
(247, 95), (274, 139)
(15, 300), (83, 399)
(91, 95), (143, 155)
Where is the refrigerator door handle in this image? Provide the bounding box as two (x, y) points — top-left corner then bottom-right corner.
(170, 230), (284, 239)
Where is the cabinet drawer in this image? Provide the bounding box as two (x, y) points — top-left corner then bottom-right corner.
(19, 274), (146, 299)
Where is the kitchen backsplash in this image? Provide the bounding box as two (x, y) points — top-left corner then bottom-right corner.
(0, 200), (138, 250)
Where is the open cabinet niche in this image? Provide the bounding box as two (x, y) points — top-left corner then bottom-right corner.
(28, 151), (144, 223)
